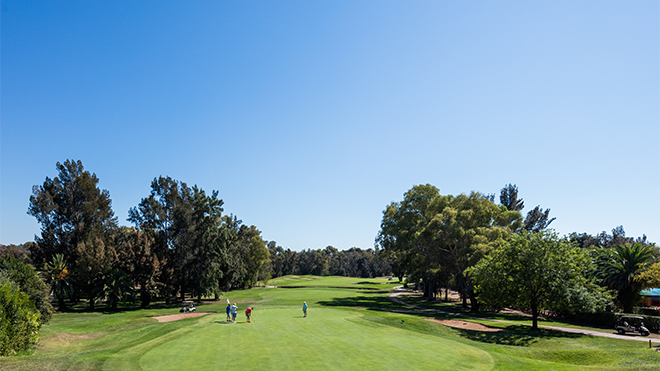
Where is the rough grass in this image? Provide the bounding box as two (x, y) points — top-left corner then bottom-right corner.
(1, 276), (659, 370)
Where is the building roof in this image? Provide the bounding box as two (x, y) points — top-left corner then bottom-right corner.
(640, 288), (660, 296)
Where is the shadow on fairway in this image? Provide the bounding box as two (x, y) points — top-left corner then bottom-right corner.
(214, 320), (236, 324)
(318, 293), (406, 311)
(454, 325), (583, 346)
(319, 294), (587, 348)
(56, 300), (217, 314)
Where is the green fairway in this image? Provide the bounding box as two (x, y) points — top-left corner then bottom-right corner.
(2, 276), (660, 370)
(134, 308), (492, 371)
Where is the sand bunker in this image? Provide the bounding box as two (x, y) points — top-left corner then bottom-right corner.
(425, 318), (506, 332)
(152, 312), (213, 322)
(59, 333), (99, 338)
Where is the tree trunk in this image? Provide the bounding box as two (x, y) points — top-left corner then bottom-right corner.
(424, 273), (434, 299)
(531, 299), (539, 330)
(140, 288), (151, 308)
(88, 292), (95, 311)
(468, 290), (480, 312)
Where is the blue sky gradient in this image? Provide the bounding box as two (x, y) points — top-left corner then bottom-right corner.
(2, 1), (658, 250)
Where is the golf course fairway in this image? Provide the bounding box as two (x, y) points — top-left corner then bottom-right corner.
(134, 307), (492, 371)
(3, 276), (660, 370)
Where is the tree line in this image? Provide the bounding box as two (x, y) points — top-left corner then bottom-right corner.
(269, 245), (390, 279)
(13, 160), (392, 311)
(377, 183), (658, 329)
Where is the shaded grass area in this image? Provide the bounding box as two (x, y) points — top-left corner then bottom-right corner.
(269, 275), (401, 290)
(398, 292), (627, 334)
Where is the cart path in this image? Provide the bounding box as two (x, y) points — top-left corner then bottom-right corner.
(389, 287), (660, 343)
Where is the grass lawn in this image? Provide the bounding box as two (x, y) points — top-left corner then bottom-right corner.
(2, 276), (659, 370)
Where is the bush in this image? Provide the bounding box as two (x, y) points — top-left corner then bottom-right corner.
(0, 255), (53, 323)
(0, 278), (41, 356)
(634, 307), (660, 317)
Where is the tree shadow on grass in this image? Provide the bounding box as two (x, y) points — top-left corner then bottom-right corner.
(452, 325), (583, 346)
(319, 293), (587, 348)
(318, 293), (409, 311)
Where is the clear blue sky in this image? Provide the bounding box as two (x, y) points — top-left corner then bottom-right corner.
(2, 1), (658, 250)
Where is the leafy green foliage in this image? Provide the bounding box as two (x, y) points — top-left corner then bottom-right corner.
(377, 184), (522, 310)
(0, 277), (41, 356)
(499, 183), (524, 211)
(28, 160), (117, 269)
(0, 255), (53, 323)
(597, 242), (658, 313)
(244, 233), (270, 287)
(102, 269), (134, 310)
(470, 231), (608, 329)
(42, 253), (74, 311)
(523, 205), (556, 233)
(637, 261), (660, 288)
(75, 238), (116, 310)
(115, 228), (161, 308)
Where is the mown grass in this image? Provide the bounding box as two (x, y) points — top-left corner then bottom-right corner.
(1, 276), (659, 370)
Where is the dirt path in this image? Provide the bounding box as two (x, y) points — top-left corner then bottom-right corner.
(389, 287), (660, 343)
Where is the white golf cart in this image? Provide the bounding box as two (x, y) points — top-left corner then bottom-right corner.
(179, 300), (197, 313)
(615, 316), (650, 336)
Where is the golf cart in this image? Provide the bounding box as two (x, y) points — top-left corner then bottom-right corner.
(179, 300), (196, 313)
(615, 316), (650, 336)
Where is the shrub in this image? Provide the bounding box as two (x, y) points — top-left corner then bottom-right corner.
(0, 278), (41, 356)
(562, 310), (660, 333)
(0, 255), (53, 323)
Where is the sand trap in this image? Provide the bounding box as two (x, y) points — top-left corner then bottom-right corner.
(301, 278), (313, 280)
(283, 278), (299, 281)
(60, 333), (99, 338)
(425, 318), (506, 332)
(152, 312), (213, 322)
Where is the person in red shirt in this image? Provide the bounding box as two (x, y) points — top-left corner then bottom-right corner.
(245, 307), (253, 323)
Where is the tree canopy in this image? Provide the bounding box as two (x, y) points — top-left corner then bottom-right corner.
(377, 184), (522, 310)
(28, 160), (117, 268)
(470, 231), (607, 329)
(596, 242), (658, 313)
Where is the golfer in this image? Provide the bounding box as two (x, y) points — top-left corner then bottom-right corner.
(303, 301), (307, 318)
(245, 307), (253, 323)
(231, 303), (238, 323)
(226, 303), (231, 322)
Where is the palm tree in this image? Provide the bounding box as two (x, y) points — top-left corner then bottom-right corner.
(102, 269), (133, 310)
(599, 243), (657, 313)
(42, 254), (73, 310)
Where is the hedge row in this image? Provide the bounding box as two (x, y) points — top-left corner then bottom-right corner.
(560, 311), (660, 333)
